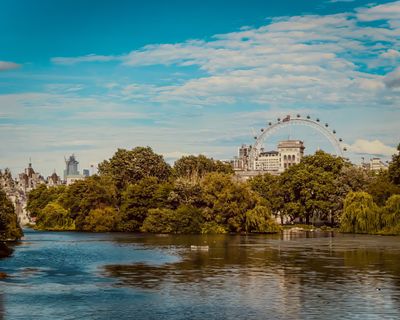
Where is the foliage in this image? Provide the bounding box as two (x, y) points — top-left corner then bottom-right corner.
(201, 221), (228, 234)
(340, 192), (381, 234)
(27, 184), (66, 217)
(245, 206), (281, 233)
(388, 143), (400, 186)
(31, 145), (400, 235)
(57, 175), (117, 230)
(0, 188), (23, 240)
(98, 147), (171, 191)
(141, 206), (204, 234)
(379, 195), (400, 234)
(35, 201), (75, 231)
(201, 172), (258, 232)
(367, 170), (400, 206)
(174, 155), (233, 181)
(119, 177), (162, 231)
(83, 207), (121, 232)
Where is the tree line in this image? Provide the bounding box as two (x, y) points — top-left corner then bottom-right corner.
(26, 144), (400, 235)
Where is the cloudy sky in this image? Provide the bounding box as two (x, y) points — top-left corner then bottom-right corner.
(0, 0), (399, 176)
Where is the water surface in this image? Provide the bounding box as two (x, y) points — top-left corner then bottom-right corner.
(1, 229), (400, 319)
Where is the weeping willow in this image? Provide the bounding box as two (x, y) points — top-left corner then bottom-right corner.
(340, 192), (382, 234)
(380, 195), (400, 234)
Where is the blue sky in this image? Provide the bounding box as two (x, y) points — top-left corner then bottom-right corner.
(0, 0), (399, 176)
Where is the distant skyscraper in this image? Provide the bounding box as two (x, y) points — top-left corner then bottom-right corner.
(64, 154), (79, 179)
(83, 169), (90, 177)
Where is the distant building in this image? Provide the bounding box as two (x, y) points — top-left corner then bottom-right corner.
(64, 154), (79, 179)
(83, 169), (90, 177)
(278, 140), (305, 172)
(234, 140), (305, 176)
(369, 158), (388, 172)
(47, 172), (62, 187)
(233, 145), (252, 171)
(254, 151), (280, 172)
(64, 154), (84, 185)
(17, 162), (45, 192)
(89, 163), (98, 176)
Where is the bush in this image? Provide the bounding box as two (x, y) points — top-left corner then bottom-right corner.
(141, 206), (204, 234)
(36, 202), (75, 231)
(84, 207), (121, 232)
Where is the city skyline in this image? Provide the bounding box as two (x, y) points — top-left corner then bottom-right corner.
(1, 0), (399, 176)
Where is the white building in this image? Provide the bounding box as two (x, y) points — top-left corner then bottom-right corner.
(369, 158), (388, 172)
(254, 151), (280, 172)
(278, 140), (305, 172)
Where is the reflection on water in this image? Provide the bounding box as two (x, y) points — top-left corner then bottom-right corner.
(1, 230), (400, 319)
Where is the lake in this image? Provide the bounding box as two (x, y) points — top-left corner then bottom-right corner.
(1, 229), (400, 319)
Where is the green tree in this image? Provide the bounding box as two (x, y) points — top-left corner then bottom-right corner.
(245, 205), (281, 233)
(0, 188), (23, 240)
(58, 175), (117, 230)
(83, 207), (121, 232)
(35, 201), (75, 231)
(141, 205), (203, 234)
(173, 155), (233, 182)
(388, 143), (400, 186)
(119, 177), (160, 231)
(201, 172), (258, 232)
(380, 194), (400, 234)
(340, 191), (381, 233)
(248, 173), (283, 220)
(98, 147), (171, 191)
(367, 171), (400, 206)
(27, 184), (66, 217)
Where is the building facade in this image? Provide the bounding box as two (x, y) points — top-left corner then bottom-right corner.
(234, 140), (305, 175)
(64, 154), (84, 185)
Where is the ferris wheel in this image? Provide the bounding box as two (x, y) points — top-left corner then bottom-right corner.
(249, 114), (346, 170)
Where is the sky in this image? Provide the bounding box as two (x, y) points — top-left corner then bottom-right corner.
(0, 0), (399, 176)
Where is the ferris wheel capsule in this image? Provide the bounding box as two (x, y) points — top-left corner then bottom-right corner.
(325, 123), (328, 127)
(254, 136), (257, 139)
(277, 118), (281, 122)
(261, 128), (264, 132)
(307, 115), (310, 119)
(268, 122), (272, 126)
(343, 147), (347, 151)
(333, 130), (336, 134)
(316, 118), (320, 122)
(297, 114), (301, 118)
(339, 138), (343, 142)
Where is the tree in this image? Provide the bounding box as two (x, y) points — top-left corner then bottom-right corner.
(388, 143), (400, 186)
(248, 173), (283, 219)
(56, 176), (116, 230)
(27, 184), (66, 217)
(119, 177), (161, 231)
(141, 205), (204, 234)
(380, 195), (400, 234)
(173, 155), (233, 182)
(84, 207), (121, 232)
(245, 206), (281, 233)
(0, 188), (23, 240)
(201, 172), (258, 232)
(35, 201), (75, 231)
(367, 171), (400, 206)
(340, 192), (381, 233)
(98, 147), (171, 191)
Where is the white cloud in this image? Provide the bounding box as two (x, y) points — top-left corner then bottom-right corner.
(356, 1), (400, 25)
(0, 61), (21, 71)
(383, 67), (400, 88)
(348, 139), (397, 156)
(51, 54), (118, 65)
(380, 49), (400, 59)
